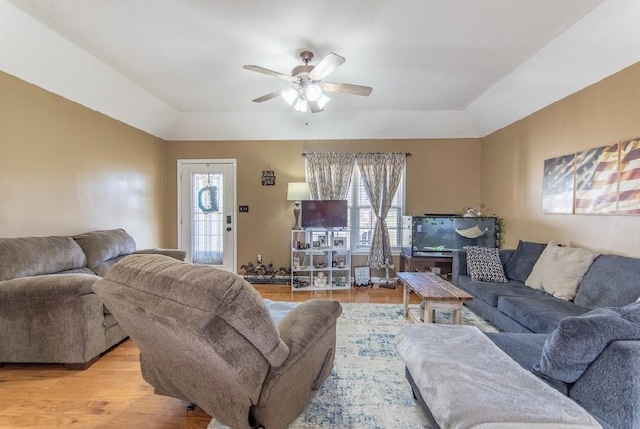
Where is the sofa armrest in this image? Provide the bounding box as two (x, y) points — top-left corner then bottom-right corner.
(0, 274), (106, 364)
(0, 274), (99, 300)
(452, 250), (468, 286)
(570, 340), (640, 429)
(134, 248), (187, 261)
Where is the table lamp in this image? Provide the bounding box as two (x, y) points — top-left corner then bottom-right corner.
(287, 182), (311, 230)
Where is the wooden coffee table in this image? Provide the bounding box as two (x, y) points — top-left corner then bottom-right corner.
(397, 272), (473, 324)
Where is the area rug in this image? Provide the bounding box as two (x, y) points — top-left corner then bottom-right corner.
(208, 304), (497, 429)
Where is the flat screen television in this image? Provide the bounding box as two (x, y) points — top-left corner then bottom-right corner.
(301, 200), (348, 228)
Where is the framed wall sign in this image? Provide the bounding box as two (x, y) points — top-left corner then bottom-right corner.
(261, 170), (275, 186)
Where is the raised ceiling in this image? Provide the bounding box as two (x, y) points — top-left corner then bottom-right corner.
(2, 0), (640, 141)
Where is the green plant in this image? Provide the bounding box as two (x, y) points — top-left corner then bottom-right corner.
(494, 215), (505, 248)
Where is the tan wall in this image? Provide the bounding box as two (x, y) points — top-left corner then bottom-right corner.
(481, 61), (640, 256)
(166, 138), (481, 272)
(0, 71), (167, 248)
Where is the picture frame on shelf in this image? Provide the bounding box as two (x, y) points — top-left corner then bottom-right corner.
(333, 238), (345, 247)
(354, 266), (371, 287)
(312, 240), (320, 248)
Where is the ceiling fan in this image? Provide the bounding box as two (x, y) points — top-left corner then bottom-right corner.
(243, 51), (373, 113)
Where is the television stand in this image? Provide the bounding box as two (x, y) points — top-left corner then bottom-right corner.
(399, 252), (452, 277)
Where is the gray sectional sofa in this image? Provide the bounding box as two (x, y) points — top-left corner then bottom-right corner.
(451, 241), (640, 429)
(0, 229), (185, 369)
(452, 243), (640, 333)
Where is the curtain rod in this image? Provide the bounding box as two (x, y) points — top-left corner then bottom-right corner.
(301, 152), (411, 156)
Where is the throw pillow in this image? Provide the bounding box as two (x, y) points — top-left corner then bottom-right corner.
(533, 302), (640, 383)
(503, 240), (547, 282)
(525, 241), (597, 300)
(466, 246), (507, 283)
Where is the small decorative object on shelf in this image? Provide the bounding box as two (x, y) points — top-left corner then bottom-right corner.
(354, 266), (372, 288)
(463, 204), (485, 217)
(313, 272), (327, 287)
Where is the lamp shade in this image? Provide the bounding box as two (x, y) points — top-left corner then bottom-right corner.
(287, 182), (311, 201)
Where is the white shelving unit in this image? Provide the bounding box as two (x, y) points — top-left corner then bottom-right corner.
(291, 228), (351, 291)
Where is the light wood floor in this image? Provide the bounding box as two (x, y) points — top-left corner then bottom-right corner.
(0, 284), (418, 429)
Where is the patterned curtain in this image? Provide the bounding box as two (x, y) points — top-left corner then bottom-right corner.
(304, 152), (356, 199)
(356, 153), (406, 269)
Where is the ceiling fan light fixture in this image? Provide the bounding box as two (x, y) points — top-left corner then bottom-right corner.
(317, 94), (330, 109)
(244, 50), (372, 113)
(293, 97), (308, 112)
(305, 84), (323, 102)
(281, 88), (298, 105)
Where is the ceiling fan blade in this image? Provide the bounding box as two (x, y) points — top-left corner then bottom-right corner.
(321, 82), (373, 96)
(243, 65), (291, 80)
(309, 52), (345, 80)
(307, 100), (324, 113)
(252, 88), (286, 103)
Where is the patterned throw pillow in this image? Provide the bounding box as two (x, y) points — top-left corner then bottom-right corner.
(466, 246), (508, 283)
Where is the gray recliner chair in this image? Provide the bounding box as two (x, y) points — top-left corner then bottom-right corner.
(92, 254), (342, 429)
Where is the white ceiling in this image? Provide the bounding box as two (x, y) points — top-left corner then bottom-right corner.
(2, 0), (640, 141)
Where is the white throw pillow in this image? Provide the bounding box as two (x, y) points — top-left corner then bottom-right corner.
(525, 241), (597, 301)
(524, 242), (554, 291)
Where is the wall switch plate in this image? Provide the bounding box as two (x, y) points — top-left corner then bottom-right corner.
(239, 205), (249, 212)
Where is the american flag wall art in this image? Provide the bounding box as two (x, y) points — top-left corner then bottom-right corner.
(543, 136), (640, 216)
(542, 154), (575, 214)
(618, 139), (640, 214)
(574, 143), (619, 214)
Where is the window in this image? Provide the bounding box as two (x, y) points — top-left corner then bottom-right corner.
(347, 167), (405, 252)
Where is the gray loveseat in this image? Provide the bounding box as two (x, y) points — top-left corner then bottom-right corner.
(450, 242), (640, 429)
(0, 229), (185, 369)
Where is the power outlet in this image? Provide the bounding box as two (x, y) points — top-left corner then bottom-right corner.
(239, 205), (249, 213)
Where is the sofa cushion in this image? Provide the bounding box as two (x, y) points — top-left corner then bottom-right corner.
(533, 302), (640, 383)
(485, 332), (569, 395)
(503, 240), (546, 283)
(73, 229), (136, 268)
(0, 236), (87, 281)
(497, 295), (590, 334)
(458, 276), (545, 307)
(525, 241), (597, 301)
(573, 254), (640, 309)
(465, 246), (507, 283)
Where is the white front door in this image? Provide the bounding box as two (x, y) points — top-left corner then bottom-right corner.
(178, 160), (236, 272)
